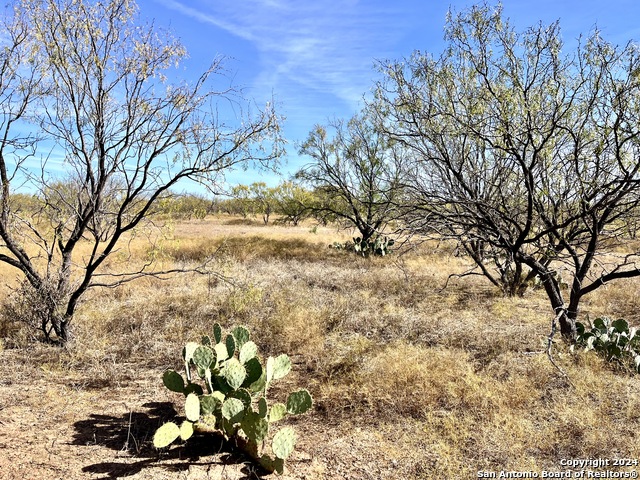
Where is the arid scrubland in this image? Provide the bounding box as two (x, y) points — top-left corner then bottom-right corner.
(1, 216), (640, 479)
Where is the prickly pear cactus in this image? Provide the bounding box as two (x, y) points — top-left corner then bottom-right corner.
(153, 323), (313, 474)
(223, 358), (247, 390)
(272, 427), (297, 460)
(153, 422), (181, 448)
(286, 389), (313, 415)
(163, 369), (185, 393)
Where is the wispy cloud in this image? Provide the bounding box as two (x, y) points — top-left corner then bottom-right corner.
(155, 0), (424, 114)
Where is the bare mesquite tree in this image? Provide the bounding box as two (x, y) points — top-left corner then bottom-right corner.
(374, 3), (640, 338)
(0, 0), (281, 343)
(297, 112), (407, 244)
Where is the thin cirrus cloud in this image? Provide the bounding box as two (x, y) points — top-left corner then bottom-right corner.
(153, 0), (428, 120)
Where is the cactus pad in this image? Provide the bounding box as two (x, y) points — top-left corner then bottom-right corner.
(213, 322), (222, 343)
(214, 375), (233, 394)
(193, 345), (216, 369)
(228, 388), (252, 408)
(258, 397), (268, 417)
(180, 420), (194, 441)
(201, 335), (212, 345)
(267, 354), (291, 382)
(223, 358), (246, 390)
(232, 325), (250, 348)
(286, 389), (313, 415)
(214, 342), (229, 362)
(182, 342), (199, 363)
(185, 393), (200, 422)
(225, 334), (236, 357)
(242, 357), (263, 387)
(193, 345), (215, 370)
(222, 397), (245, 423)
(273, 457), (285, 475)
(272, 427), (297, 460)
(268, 402), (287, 422)
(239, 341), (258, 364)
(162, 369), (185, 393)
(241, 411), (269, 444)
(183, 382), (204, 396)
(200, 394), (222, 415)
(153, 422), (180, 448)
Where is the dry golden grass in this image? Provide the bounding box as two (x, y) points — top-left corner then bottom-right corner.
(2, 214), (640, 479)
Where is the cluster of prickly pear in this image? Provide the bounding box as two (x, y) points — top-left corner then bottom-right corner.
(352, 235), (395, 257)
(153, 323), (313, 474)
(576, 317), (640, 373)
(329, 235), (395, 257)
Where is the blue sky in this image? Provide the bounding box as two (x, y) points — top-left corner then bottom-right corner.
(138, 0), (640, 190)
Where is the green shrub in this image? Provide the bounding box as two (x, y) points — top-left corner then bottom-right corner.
(153, 323), (313, 474)
(575, 317), (640, 373)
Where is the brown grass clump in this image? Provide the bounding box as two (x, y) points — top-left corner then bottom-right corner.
(332, 342), (496, 417)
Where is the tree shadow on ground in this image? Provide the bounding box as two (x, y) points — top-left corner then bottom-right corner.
(72, 401), (272, 479)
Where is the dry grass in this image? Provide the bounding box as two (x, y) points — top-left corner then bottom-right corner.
(2, 215), (640, 479)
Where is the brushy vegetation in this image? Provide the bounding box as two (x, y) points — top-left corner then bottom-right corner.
(2, 216), (640, 479)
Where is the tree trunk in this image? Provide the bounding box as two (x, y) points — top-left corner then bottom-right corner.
(521, 256), (577, 340)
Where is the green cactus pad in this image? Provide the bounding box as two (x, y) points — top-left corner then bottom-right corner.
(612, 318), (630, 333)
(249, 369), (267, 393)
(214, 342), (229, 362)
(223, 358), (247, 390)
(274, 458), (285, 475)
(232, 325), (250, 349)
(153, 422), (180, 448)
(267, 354), (291, 383)
(185, 393), (200, 422)
(213, 322), (222, 343)
(272, 427), (297, 460)
(213, 375), (233, 395)
(286, 389), (313, 415)
(242, 358), (263, 387)
(225, 334), (237, 357)
(179, 420), (194, 441)
(258, 397), (268, 417)
(239, 341), (258, 364)
(228, 388), (252, 408)
(268, 402), (287, 422)
(273, 354), (291, 380)
(200, 394), (223, 415)
(201, 335), (212, 345)
(183, 382), (204, 396)
(241, 411), (269, 444)
(193, 345), (215, 370)
(221, 397), (245, 423)
(162, 369), (185, 393)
